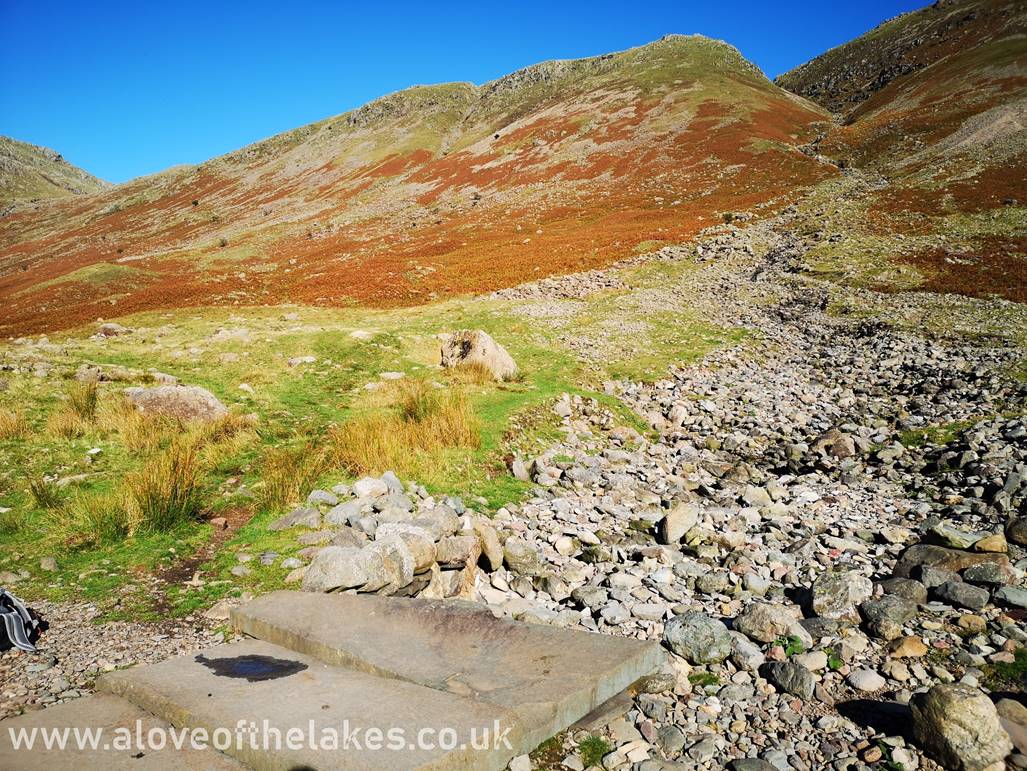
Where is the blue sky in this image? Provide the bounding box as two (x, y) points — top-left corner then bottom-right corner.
(0, 0), (925, 183)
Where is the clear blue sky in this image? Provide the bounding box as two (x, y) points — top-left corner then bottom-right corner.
(0, 0), (925, 183)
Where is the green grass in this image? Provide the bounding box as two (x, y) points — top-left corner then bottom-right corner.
(578, 735), (612, 768)
(0, 254), (745, 617)
(688, 671), (720, 688)
(981, 647), (1027, 692)
(899, 419), (976, 448)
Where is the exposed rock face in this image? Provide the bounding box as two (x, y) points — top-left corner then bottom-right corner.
(910, 684), (1012, 771)
(123, 385), (228, 423)
(440, 330), (518, 381)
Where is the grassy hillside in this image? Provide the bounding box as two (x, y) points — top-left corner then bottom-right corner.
(0, 136), (108, 205)
(0, 249), (738, 618)
(0, 35), (833, 337)
(776, 0), (1027, 303)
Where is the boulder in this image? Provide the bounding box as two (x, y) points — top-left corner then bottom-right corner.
(733, 602), (812, 648)
(302, 546), (370, 592)
(96, 322), (130, 337)
(663, 611), (732, 664)
(894, 544), (1014, 583)
(268, 507), (321, 531)
(811, 570), (873, 621)
(504, 537), (544, 577)
(760, 661), (815, 699)
(658, 502), (700, 545)
(435, 534), (480, 568)
(1007, 516), (1027, 546)
(910, 684), (1012, 771)
(440, 330), (518, 381)
(123, 385), (228, 423)
(813, 428), (855, 459)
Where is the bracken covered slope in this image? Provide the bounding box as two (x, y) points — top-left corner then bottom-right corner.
(0, 35), (833, 336)
(0, 136), (109, 206)
(778, 0), (1027, 304)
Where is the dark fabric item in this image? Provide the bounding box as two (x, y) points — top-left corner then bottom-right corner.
(0, 589), (39, 652)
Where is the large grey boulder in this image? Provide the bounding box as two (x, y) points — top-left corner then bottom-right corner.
(302, 546), (371, 592)
(663, 611), (731, 664)
(658, 502), (700, 545)
(124, 385), (227, 423)
(811, 570), (873, 621)
(910, 684), (1012, 771)
(760, 661), (815, 699)
(733, 602), (812, 648)
(440, 330), (518, 381)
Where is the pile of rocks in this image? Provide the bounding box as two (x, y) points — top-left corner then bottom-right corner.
(470, 213), (1027, 768)
(262, 472), (505, 602)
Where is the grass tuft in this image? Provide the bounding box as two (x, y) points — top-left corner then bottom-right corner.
(68, 381), (99, 420)
(256, 440), (330, 512)
(0, 507), (23, 535)
(0, 408), (30, 440)
(330, 380), (480, 479)
(47, 408), (88, 438)
(54, 492), (134, 546)
(28, 477), (63, 510)
(126, 440), (203, 533)
(578, 735), (612, 768)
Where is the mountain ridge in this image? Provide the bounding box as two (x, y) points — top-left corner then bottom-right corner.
(0, 136), (109, 206)
(0, 33), (832, 336)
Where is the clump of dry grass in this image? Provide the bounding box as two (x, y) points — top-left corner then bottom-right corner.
(47, 408), (89, 438)
(329, 380), (479, 478)
(0, 507), (23, 535)
(0, 408), (29, 440)
(48, 381), (101, 438)
(256, 440), (330, 512)
(28, 477), (63, 510)
(444, 361), (498, 386)
(53, 491), (133, 546)
(98, 396), (178, 452)
(126, 439), (203, 534)
(68, 381), (99, 420)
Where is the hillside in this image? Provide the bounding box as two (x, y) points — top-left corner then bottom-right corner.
(776, 0), (1027, 303)
(0, 136), (108, 206)
(0, 35), (833, 336)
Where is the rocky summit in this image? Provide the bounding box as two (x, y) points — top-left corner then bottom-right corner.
(1, 1), (1026, 770)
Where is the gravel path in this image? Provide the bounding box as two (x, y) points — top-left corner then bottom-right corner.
(0, 600), (223, 720)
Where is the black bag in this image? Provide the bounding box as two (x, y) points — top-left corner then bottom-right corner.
(0, 589), (39, 652)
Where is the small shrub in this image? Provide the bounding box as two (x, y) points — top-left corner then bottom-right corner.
(825, 648), (844, 671)
(68, 381), (99, 420)
(773, 635), (806, 657)
(28, 477), (63, 510)
(0, 408), (29, 439)
(127, 440), (203, 533)
(578, 735), (612, 768)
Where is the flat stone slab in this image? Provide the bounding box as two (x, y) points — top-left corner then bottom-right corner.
(0, 693), (243, 770)
(231, 591), (665, 751)
(98, 638), (520, 771)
